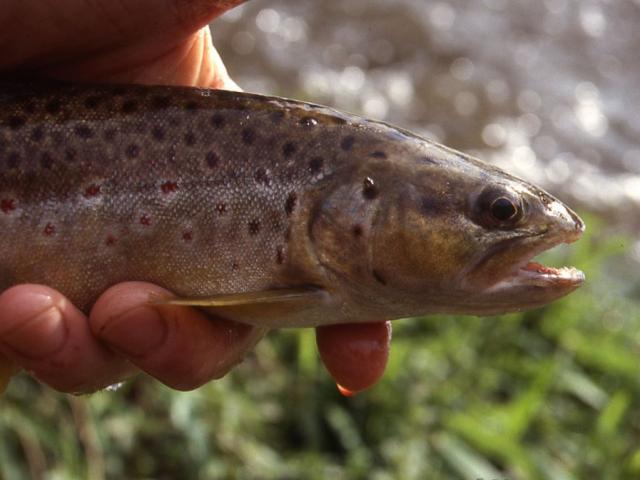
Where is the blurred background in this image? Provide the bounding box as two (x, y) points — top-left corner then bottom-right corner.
(2, 0), (640, 478)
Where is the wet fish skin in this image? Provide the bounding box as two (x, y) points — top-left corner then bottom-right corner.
(0, 82), (584, 329)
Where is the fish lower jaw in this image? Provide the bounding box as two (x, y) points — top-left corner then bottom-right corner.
(487, 261), (585, 292)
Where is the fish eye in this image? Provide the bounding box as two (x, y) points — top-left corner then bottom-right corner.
(490, 197), (517, 221)
(473, 187), (523, 229)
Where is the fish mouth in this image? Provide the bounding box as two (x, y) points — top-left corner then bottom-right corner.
(486, 230), (585, 296)
(465, 225), (585, 298)
(487, 249), (585, 293)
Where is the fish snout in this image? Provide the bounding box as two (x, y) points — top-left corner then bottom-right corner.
(541, 195), (585, 244)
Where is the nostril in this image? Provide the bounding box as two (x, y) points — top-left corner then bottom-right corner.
(562, 206), (585, 233)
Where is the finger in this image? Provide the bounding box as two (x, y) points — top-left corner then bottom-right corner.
(90, 282), (265, 391)
(0, 284), (135, 393)
(76, 26), (242, 90)
(316, 321), (392, 396)
(0, 0), (246, 72)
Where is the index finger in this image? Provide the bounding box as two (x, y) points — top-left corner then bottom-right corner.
(0, 0), (246, 71)
(89, 282), (267, 391)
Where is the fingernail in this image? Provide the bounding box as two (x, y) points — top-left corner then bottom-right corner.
(2, 306), (67, 358)
(100, 306), (168, 357)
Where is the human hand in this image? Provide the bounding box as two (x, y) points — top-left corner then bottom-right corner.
(0, 0), (391, 395)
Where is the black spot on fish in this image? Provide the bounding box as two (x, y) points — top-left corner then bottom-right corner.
(299, 117), (318, 127)
(65, 148), (77, 162)
(370, 151), (387, 159)
(184, 132), (196, 146)
(537, 191), (553, 207)
(270, 111), (285, 123)
(309, 156), (323, 174)
(184, 101), (199, 112)
(7, 115), (25, 130)
(45, 99), (62, 115)
(168, 115), (181, 127)
(282, 142), (297, 158)
(31, 126), (44, 142)
(210, 113), (225, 128)
(125, 144), (140, 158)
(151, 95), (171, 109)
(242, 128), (256, 145)
(285, 193), (297, 216)
(421, 197), (445, 216)
(103, 128), (117, 143)
(254, 167), (270, 185)
(121, 99), (138, 114)
(362, 177), (378, 200)
(372, 269), (387, 286)
(276, 246), (285, 264)
(232, 261), (239, 271)
(7, 152), (20, 168)
(74, 125), (93, 139)
(51, 131), (64, 145)
(341, 135), (355, 151)
(248, 219), (261, 235)
(352, 224), (363, 237)
(41, 152), (54, 169)
(152, 126), (165, 141)
(206, 151), (219, 169)
(84, 95), (102, 109)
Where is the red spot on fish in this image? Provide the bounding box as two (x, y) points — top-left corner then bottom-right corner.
(43, 223), (56, 236)
(105, 235), (117, 246)
(216, 203), (226, 215)
(1, 198), (16, 214)
(140, 215), (151, 226)
(232, 262), (239, 271)
(182, 231), (193, 242)
(161, 181), (178, 194)
(84, 184), (101, 198)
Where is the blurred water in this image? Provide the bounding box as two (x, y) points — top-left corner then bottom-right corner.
(212, 0), (640, 251)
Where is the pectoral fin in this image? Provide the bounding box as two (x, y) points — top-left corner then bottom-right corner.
(149, 287), (328, 327)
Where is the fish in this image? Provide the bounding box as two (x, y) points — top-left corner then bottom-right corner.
(0, 81), (585, 391)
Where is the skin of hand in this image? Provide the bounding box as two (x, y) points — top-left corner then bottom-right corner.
(0, 0), (391, 394)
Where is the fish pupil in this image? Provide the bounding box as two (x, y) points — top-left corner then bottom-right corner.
(362, 177), (378, 199)
(490, 197), (517, 221)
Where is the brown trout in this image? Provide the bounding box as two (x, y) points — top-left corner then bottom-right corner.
(0, 81), (584, 388)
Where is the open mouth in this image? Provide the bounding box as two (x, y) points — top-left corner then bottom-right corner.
(515, 261), (585, 288)
(487, 233), (585, 292)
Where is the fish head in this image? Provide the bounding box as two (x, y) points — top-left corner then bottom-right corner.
(309, 134), (585, 317)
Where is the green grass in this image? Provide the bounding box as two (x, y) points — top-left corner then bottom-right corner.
(2, 214), (639, 480)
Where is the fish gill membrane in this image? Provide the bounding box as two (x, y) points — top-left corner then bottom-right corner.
(0, 82), (585, 392)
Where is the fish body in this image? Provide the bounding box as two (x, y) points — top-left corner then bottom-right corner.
(0, 82), (584, 330)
